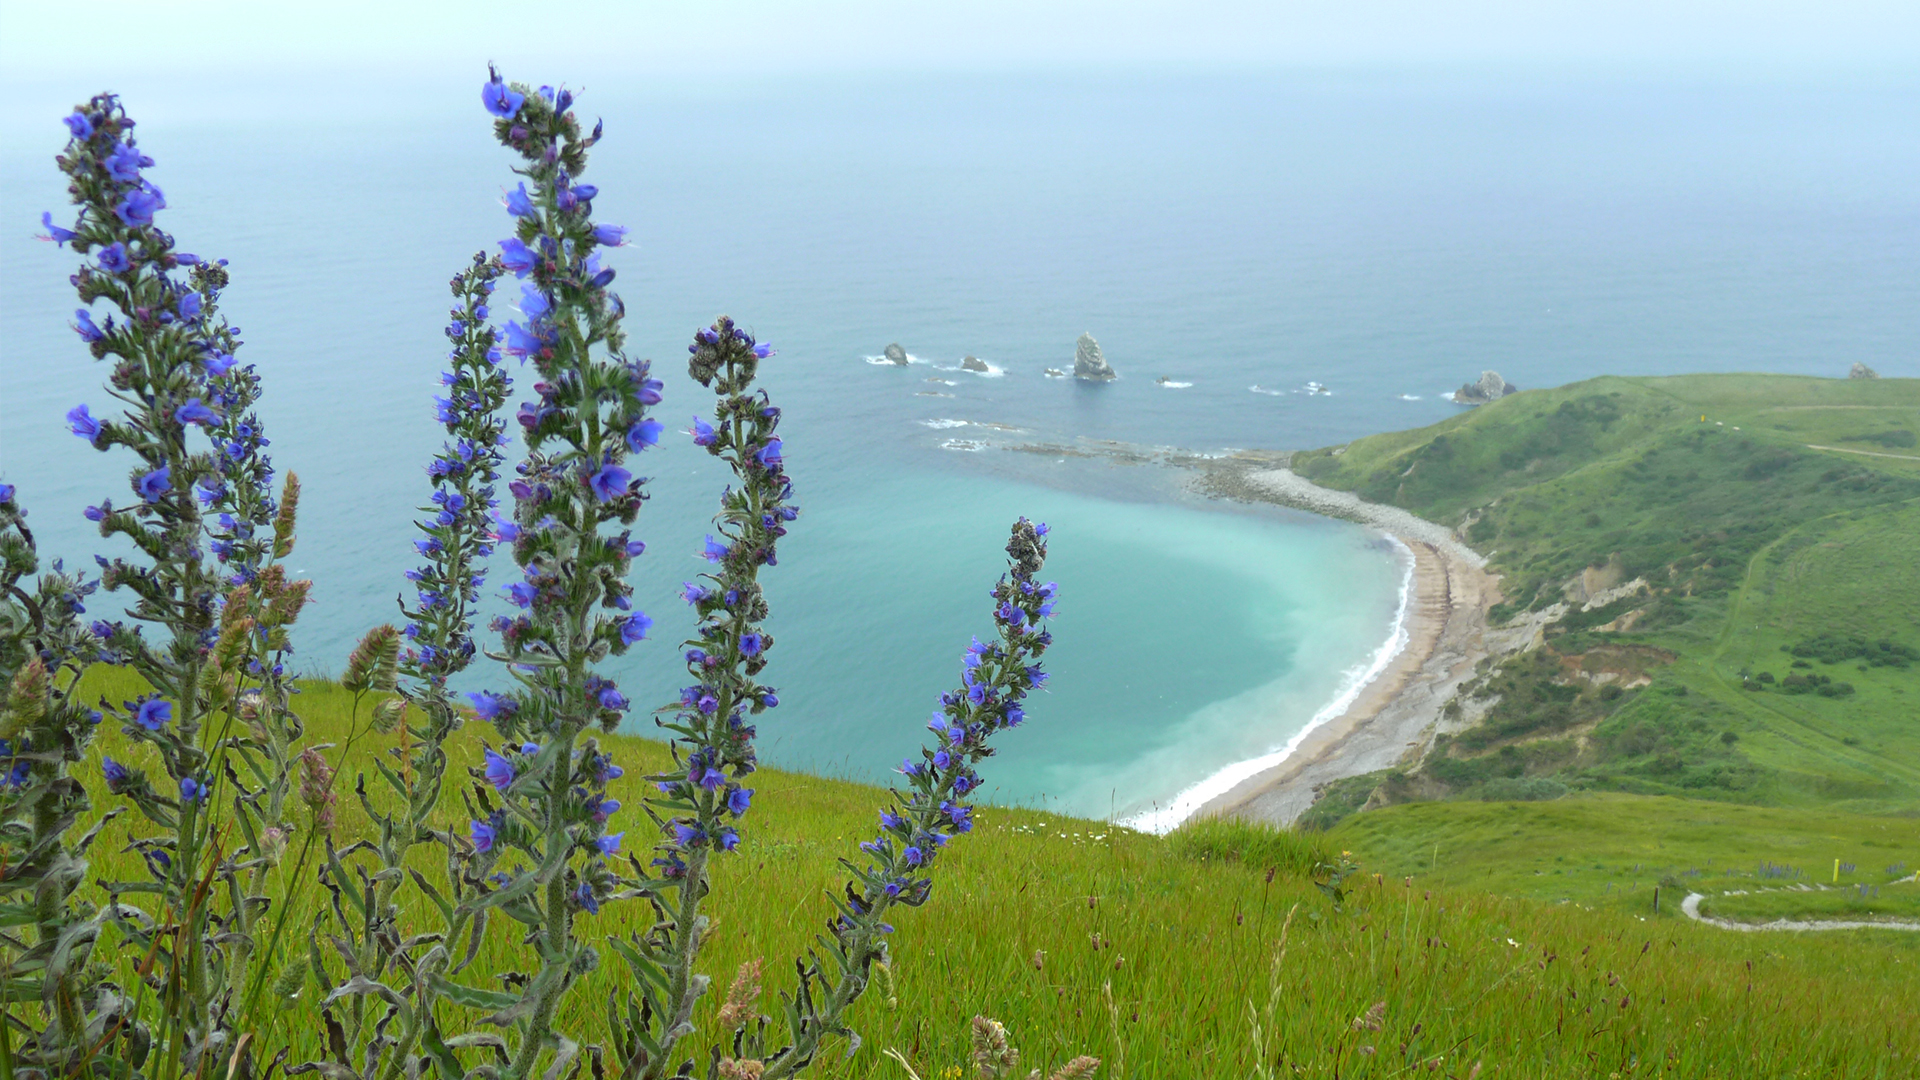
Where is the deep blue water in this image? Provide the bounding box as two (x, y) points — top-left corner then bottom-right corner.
(2, 67), (1914, 822)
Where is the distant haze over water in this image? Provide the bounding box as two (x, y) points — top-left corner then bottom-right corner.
(3, 67), (1914, 822)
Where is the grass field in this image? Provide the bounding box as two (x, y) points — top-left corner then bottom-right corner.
(39, 665), (1920, 1078)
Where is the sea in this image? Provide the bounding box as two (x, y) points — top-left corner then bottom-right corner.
(2, 66), (1915, 828)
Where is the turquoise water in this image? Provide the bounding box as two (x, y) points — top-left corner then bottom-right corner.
(3, 67), (1914, 823)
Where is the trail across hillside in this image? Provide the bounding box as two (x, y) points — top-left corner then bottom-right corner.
(1681, 891), (1920, 933)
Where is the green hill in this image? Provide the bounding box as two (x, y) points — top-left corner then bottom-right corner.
(61, 667), (1920, 1076)
(1284, 373), (1920, 841)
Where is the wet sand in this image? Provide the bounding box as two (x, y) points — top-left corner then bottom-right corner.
(1187, 465), (1501, 826)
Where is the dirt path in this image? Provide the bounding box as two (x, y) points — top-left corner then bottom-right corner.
(1804, 443), (1920, 462)
(1680, 891), (1920, 933)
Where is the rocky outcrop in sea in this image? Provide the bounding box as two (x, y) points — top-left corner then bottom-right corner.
(883, 343), (909, 365)
(961, 355), (990, 373)
(1850, 362), (1880, 379)
(1074, 333), (1116, 381)
(1452, 370), (1517, 404)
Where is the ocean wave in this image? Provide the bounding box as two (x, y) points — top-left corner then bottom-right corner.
(940, 438), (987, 452)
(1121, 536), (1416, 835)
(1248, 385), (1285, 396)
(1157, 380), (1194, 389)
(1399, 393), (1423, 401)
(864, 353), (924, 366)
(914, 391), (955, 398)
(920, 418), (972, 430)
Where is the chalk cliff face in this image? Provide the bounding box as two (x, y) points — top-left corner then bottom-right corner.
(883, 343), (909, 365)
(1074, 333), (1116, 380)
(1850, 362), (1880, 380)
(1452, 370), (1518, 404)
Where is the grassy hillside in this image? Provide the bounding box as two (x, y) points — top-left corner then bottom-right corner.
(56, 666), (1920, 1077)
(1289, 374), (1920, 821)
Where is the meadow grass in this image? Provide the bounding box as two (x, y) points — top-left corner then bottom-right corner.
(53, 665), (1920, 1077)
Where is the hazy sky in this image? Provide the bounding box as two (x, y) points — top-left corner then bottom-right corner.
(2, 0), (1916, 80)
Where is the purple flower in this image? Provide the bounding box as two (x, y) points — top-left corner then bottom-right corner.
(97, 242), (130, 274)
(574, 881), (600, 915)
(903, 845), (926, 867)
(754, 438), (784, 470)
(739, 632), (764, 657)
(498, 237), (536, 277)
(595, 832), (623, 855)
(593, 224), (628, 247)
(483, 747), (516, 791)
(179, 777), (206, 803)
(504, 181), (535, 217)
(672, 822), (704, 847)
(619, 612), (651, 645)
(702, 535), (728, 563)
(501, 320), (546, 359)
(72, 310), (104, 343)
(471, 818), (497, 853)
(103, 756), (131, 791)
(482, 69), (526, 118)
(115, 183), (166, 227)
(177, 292), (203, 320)
(39, 212), (76, 245)
(175, 398), (219, 427)
(696, 767), (725, 791)
(506, 582), (537, 608)
(690, 417), (717, 447)
(67, 404), (102, 442)
(204, 352), (238, 377)
(761, 692), (779, 709)
(626, 418), (662, 453)
(467, 691), (516, 722)
(518, 283), (550, 320)
(753, 341), (776, 359)
(597, 685), (628, 711)
(716, 828), (740, 852)
(105, 142), (150, 183)
(587, 464), (631, 503)
(588, 795), (620, 823)
(63, 112), (93, 139)
(727, 787), (753, 816)
(136, 467), (171, 504)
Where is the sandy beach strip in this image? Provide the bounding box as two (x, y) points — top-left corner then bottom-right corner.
(1187, 466), (1501, 827)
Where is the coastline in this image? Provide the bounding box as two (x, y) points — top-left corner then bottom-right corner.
(1184, 464), (1502, 827)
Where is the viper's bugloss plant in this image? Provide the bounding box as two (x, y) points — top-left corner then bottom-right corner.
(436, 70), (655, 1080)
(598, 316), (795, 1078)
(750, 519), (1055, 1078)
(298, 253), (513, 1079)
(42, 93), (310, 1079)
(0, 487), (121, 1076)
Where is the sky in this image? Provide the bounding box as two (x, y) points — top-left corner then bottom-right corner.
(1, 0), (1916, 82)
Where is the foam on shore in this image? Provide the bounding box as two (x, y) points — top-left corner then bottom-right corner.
(1121, 534), (1416, 835)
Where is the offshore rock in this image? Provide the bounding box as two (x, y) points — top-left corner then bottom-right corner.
(883, 343), (909, 365)
(960, 355), (990, 373)
(1452, 370), (1518, 405)
(1073, 333), (1116, 381)
(1850, 362), (1880, 379)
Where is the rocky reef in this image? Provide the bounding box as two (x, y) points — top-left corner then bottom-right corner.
(1452, 370), (1517, 404)
(961, 355), (990, 373)
(883, 343), (909, 365)
(1074, 332), (1116, 380)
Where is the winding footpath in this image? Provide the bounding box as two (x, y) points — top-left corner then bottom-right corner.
(1680, 890), (1920, 933)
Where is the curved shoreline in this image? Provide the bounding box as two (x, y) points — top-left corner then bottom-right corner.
(1123, 537), (1417, 834)
(1183, 465), (1503, 827)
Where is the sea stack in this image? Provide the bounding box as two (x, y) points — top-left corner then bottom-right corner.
(1850, 362), (1880, 379)
(960, 355), (990, 373)
(1452, 370), (1518, 405)
(883, 343), (909, 365)
(1074, 333), (1117, 381)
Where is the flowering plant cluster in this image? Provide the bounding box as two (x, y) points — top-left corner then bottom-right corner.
(29, 94), (314, 1078)
(16, 74), (1065, 1080)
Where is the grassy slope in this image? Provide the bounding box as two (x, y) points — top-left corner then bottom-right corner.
(1289, 374), (1920, 925)
(64, 666), (1920, 1078)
